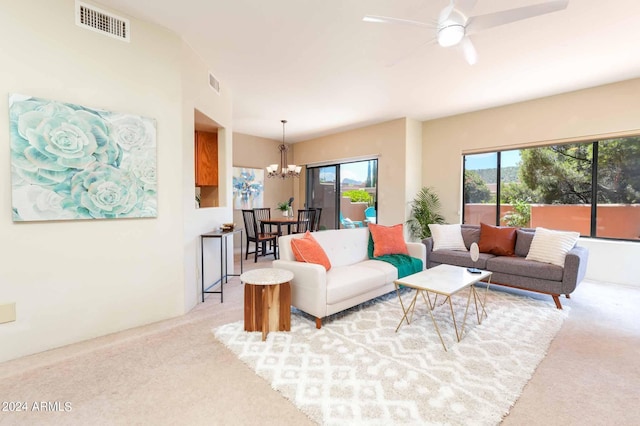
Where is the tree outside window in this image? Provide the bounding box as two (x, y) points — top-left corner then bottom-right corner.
(463, 137), (640, 241)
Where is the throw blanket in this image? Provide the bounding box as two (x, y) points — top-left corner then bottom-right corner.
(368, 234), (423, 279)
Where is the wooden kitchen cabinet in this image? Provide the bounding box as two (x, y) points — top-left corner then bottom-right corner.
(195, 131), (218, 186)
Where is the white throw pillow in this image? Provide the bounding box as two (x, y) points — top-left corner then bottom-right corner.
(428, 224), (468, 251)
(526, 227), (580, 267)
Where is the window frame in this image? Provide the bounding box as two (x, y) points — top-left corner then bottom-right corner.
(306, 158), (378, 229)
(462, 138), (640, 243)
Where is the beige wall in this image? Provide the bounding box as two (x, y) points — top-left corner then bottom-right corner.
(422, 78), (640, 222)
(405, 118), (423, 234)
(181, 40), (234, 313)
(231, 133), (295, 249)
(293, 118), (416, 229)
(4, 0), (637, 363)
(0, 0), (232, 362)
(233, 119), (422, 236)
(422, 78), (640, 285)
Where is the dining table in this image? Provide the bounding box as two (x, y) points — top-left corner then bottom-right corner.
(259, 216), (304, 236)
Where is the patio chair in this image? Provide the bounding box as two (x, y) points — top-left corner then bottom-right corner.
(340, 212), (363, 229)
(364, 206), (376, 224)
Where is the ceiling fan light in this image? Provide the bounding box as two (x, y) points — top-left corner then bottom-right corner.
(437, 24), (465, 47)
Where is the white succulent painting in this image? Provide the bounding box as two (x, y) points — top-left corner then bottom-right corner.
(9, 94), (157, 221)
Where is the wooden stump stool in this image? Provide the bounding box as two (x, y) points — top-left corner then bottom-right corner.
(241, 268), (293, 341)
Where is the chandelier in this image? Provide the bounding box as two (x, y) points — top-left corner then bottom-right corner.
(266, 120), (301, 179)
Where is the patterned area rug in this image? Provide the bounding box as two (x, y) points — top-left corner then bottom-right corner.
(213, 287), (568, 425)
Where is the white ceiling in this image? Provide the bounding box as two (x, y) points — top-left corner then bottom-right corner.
(98, 0), (640, 142)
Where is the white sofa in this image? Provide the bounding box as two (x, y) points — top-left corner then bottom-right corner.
(273, 227), (426, 328)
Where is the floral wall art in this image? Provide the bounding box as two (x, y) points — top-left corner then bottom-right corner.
(232, 167), (264, 210)
(9, 94), (157, 221)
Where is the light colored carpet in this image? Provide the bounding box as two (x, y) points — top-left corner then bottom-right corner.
(214, 287), (568, 425)
(1, 252), (638, 426)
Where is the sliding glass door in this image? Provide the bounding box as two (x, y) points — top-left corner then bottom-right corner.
(306, 165), (337, 230)
(306, 159), (378, 230)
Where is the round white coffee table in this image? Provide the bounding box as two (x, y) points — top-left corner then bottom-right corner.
(241, 268), (294, 341)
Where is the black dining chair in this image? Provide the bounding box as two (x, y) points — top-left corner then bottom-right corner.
(253, 207), (278, 252)
(241, 209), (278, 262)
(311, 207), (322, 231)
(253, 208), (278, 235)
(294, 209), (316, 234)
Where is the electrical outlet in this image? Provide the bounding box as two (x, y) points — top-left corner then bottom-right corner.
(0, 303), (16, 324)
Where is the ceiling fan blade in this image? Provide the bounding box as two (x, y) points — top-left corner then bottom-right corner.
(466, 0), (568, 35)
(362, 15), (432, 29)
(460, 37), (478, 65)
(438, 1), (455, 24)
(455, 0), (479, 17)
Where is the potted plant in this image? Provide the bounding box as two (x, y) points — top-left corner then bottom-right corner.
(277, 201), (290, 216)
(406, 186), (446, 240)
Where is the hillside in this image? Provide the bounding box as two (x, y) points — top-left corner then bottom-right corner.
(474, 166), (519, 183)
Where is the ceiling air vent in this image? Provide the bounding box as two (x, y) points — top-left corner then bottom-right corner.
(75, 1), (130, 42)
(208, 72), (221, 95)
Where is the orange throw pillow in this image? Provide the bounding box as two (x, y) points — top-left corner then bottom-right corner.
(478, 222), (517, 256)
(290, 231), (332, 270)
(369, 223), (409, 257)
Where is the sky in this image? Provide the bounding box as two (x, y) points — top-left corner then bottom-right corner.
(340, 161), (370, 182)
(319, 160), (373, 183)
(319, 152), (520, 181)
(465, 150), (521, 170)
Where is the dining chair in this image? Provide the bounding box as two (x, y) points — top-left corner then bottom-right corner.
(294, 209), (316, 234)
(241, 209), (278, 262)
(253, 207), (278, 252)
(253, 208), (278, 235)
(311, 207), (322, 231)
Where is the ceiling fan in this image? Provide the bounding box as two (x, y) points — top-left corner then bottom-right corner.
(363, 0), (569, 65)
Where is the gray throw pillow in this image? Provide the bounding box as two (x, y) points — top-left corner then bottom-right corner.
(461, 225), (481, 250)
(515, 229), (535, 257)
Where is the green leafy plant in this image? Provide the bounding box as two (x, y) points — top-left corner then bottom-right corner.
(277, 201), (290, 211)
(502, 199), (531, 227)
(464, 170), (492, 203)
(406, 186), (446, 240)
(342, 189), (372, 204)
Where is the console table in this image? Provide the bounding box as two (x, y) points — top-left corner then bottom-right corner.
(200, 228), (243, 302)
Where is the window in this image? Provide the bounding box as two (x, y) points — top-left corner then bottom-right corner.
(463, 153), (497, 225)
(463, 137), (640, 241)
(306, 159), (378, 230)
(596, 137), (640, 238)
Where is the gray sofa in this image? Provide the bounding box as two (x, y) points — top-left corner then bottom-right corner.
(423, 224), (589, 309)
